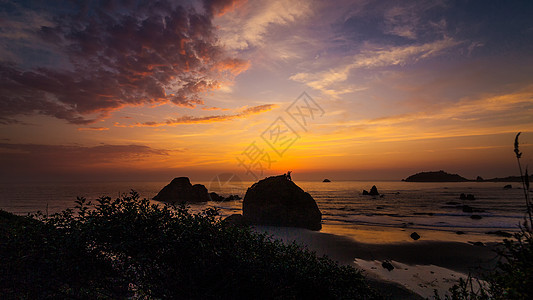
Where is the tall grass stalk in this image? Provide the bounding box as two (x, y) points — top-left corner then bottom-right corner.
(514, 132), (532, 229)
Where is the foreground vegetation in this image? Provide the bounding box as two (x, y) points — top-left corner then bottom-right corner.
(439, 133), (533, 299)
(0, 192), (379, 299)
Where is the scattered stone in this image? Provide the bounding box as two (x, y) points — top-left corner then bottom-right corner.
(462, 205), (474, 213)
(487, 230), (513, 238)
(470, 215), (482, 220)
(323, 179), (331, 182)
(242, 175), (322, 231)
(382, 261), (394, 271)
(460, 193), (476, 200)
(456, 231), (465, 235)
(376, 206), (384, 210)
(446, 201), (461, 205)
(153, 177), (209, 203)
(503, 184), (512, 189)
(414, 212), (434, 216)
(362, 190), (369, 195)
(471, 241), (484, 247)
(410, 232), (421, 240)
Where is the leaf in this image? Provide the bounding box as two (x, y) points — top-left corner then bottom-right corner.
(514, 132), (522, 158)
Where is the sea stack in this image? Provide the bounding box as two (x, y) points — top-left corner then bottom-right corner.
(242, 175), (322, 231)
(153, 177), (209, 203)
(363, 185), (380, 196)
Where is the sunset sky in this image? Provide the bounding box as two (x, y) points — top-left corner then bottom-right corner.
(1, 0), (532, 182)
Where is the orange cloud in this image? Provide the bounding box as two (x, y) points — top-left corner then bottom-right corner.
(206, 0), (247, 16)
(213, 58), (251, 76)
(124, 104), (276, 127)
(77, 127), (110, 131)
(201, 106), (230, 111)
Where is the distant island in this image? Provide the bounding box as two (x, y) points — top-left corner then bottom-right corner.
(403, 170), (533, 182)
(403, 170), (468, 182)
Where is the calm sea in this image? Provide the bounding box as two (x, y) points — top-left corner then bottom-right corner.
(0, 180), (529, 243)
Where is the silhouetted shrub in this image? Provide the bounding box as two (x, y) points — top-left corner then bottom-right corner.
(1, 192), (379, 299)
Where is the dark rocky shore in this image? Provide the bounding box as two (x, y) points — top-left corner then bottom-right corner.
(403, 170), (533, 182)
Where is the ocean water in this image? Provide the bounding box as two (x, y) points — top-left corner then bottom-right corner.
(0, 180), (529, 243)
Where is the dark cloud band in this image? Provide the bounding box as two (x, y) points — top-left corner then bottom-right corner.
(0, 0), (248, 124)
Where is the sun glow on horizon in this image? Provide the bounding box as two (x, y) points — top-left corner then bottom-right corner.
(1, 0), (533, 182)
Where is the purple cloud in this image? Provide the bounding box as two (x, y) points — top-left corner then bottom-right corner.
(0, 0), (248, 124)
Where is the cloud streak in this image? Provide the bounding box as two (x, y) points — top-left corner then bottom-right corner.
(290, 37), (460, 96)
(77, 127), (110, 131)
(0, 143), (172, 170)
(215, 0), (312, 50)
(0, 0), (248, 124)
(126, 104), (276, 127)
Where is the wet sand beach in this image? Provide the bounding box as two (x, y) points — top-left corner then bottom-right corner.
(255, 226), (499, 299)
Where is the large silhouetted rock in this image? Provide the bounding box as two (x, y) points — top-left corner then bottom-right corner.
(243, 175), (322, 230)
(153, 177), (209, 203)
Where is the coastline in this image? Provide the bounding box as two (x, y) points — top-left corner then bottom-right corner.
(254, 225), (499, 299)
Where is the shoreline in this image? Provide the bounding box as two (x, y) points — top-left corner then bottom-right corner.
(320, 221), (514, 244)
(254, 226), (500, 298)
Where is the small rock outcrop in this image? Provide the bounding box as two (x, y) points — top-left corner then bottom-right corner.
(460, 193), (476, 200)
(242, 175), (322, 231)
(363, 185), (379, 196)
(225, 194), (241, 201)
(208, 192), (242, 202)
(208, 192), (225, 202)
(410, 232), (421, 240)
(153, 177), (209, 203)
(382, 261), (394, 271)
(462, 205), (474, 213)
(323, 179), (331, 182)
(486, 230), (513, 238)
(503, 184), (512, 189)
